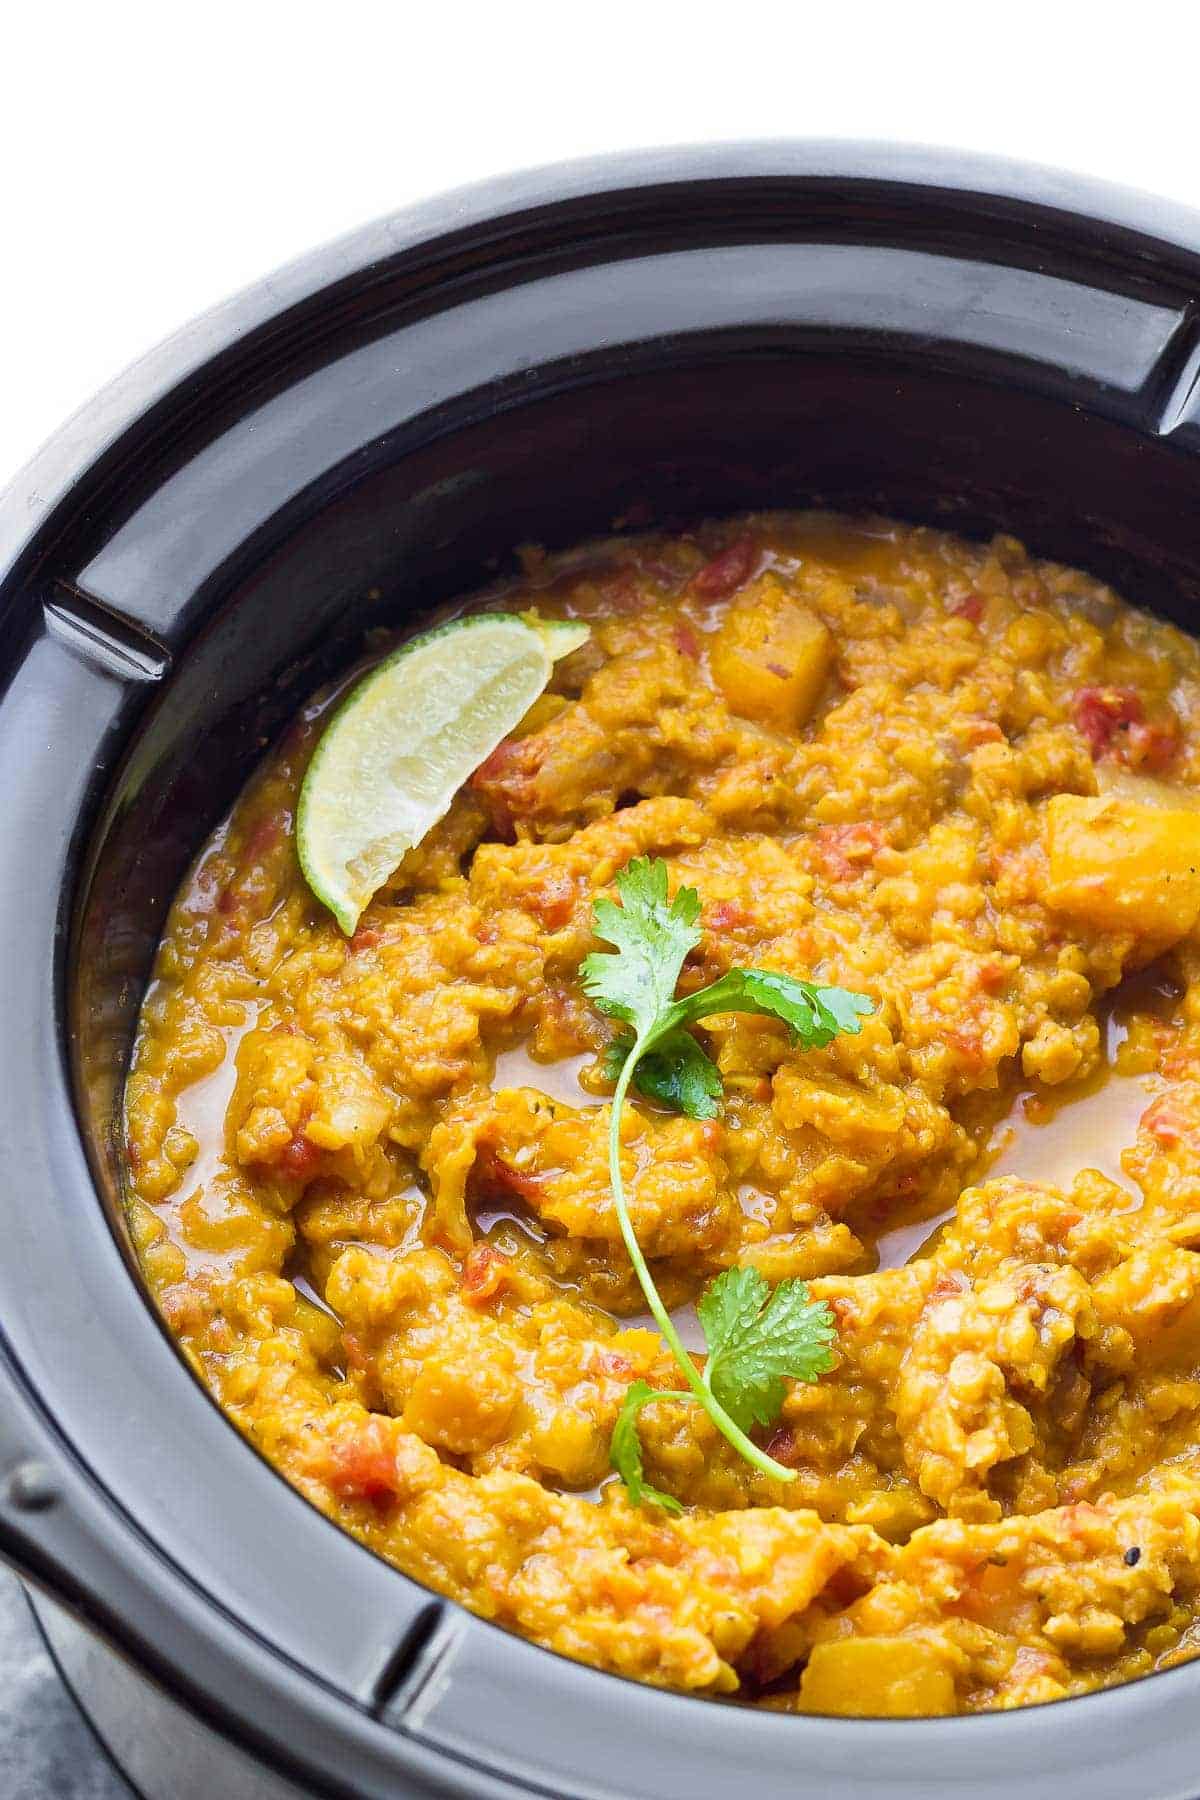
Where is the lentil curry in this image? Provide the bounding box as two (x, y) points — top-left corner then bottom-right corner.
(125, 514), (1200, 1716)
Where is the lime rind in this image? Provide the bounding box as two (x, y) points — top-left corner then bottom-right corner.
(297, 612), (588, 935)
(522, 613), (590, 661)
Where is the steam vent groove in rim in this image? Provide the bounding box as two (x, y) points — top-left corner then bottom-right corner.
(1149, 305), (1200, 435)
(368, 1600), (447, 1718)
(42, 583), (172, 683)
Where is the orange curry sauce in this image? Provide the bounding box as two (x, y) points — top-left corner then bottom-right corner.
(125, 515), (1200, 1715)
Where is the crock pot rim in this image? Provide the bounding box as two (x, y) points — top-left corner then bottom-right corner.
(7, 134), (1200, 596)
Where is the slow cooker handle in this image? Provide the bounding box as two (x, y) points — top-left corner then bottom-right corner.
(0, 1346), (183, 1665)
(0, 1349), (472, 1799)
(0, 1351), (116, 1597)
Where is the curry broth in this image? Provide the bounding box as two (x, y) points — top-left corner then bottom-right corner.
(124, 514), (1200, 1716)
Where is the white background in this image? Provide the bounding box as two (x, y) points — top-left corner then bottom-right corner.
(4, 0), (1200, 489)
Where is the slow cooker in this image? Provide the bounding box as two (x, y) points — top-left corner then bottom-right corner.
(4, 142), (1200, 1800)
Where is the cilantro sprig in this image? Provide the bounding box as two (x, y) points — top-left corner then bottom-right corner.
(610, 1266), (839, 1509)
(581, 857), (873, 1504)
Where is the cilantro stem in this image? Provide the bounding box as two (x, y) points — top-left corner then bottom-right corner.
(608, 1037), (796, 1485)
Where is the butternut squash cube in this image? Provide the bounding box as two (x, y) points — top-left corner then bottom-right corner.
(710, 576), (832, 730)
(798, 1636), (956, 1717)
(1044, 793), (1200, 942)
(401, 1348), (519, 1454)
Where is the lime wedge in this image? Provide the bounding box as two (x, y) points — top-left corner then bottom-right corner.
(297, 612), (589, 934)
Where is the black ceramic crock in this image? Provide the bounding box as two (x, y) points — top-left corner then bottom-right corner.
(5, 142), (1200, 1800)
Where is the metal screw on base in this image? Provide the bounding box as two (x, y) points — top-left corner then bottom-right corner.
(7, 1462), (57, 1513)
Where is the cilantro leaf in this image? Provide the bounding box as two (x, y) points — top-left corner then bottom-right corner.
(609, 1381), (683, 1514)
(699, 1267), (837, 1433)
(675, 967), (874, 1049)
(585, 856), (868, 1503)
(603, 1027), (723, 1120)
(581, 858), (702, 1040)
(695, 1264), (771, 1356)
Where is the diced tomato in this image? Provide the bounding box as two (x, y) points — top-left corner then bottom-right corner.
(1125, 716), (1181, 774)
(1140, 1093), (1197, 1148)
(527, 872), (576, 931)
(1072, 686), (1144, 758)
(1072, 684), (1181, 771)
(673, 621), (701, 659)
(762, 1426), (800, 1467)
(325, 1418), (404, 1504)
(932, 1271), (969, 1300)
(690, 537), (759, 601)
(976, 959), (1008, 994)
(707, 898), (750, 931)
(474, 1145), (545, 1204)
(245, 812), (284, 859)
(280, 1127), (321, 1179)
(948, 1016), (986, 1070)
(211, 810), (288, 923)
(597, 565), (641, 611)
(349, 925), (383, 953)
(1144, 1096), (1183, 1144)
(470, 735), (546, 838)
(1059, 1501), (1108, 1539)
(814, 821), (883, 882)
(472, 738), (522, 787)
(462, 1243), (512, 1306)
(951, 594), (985, 623)
(594, 1348), (634, 1379)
